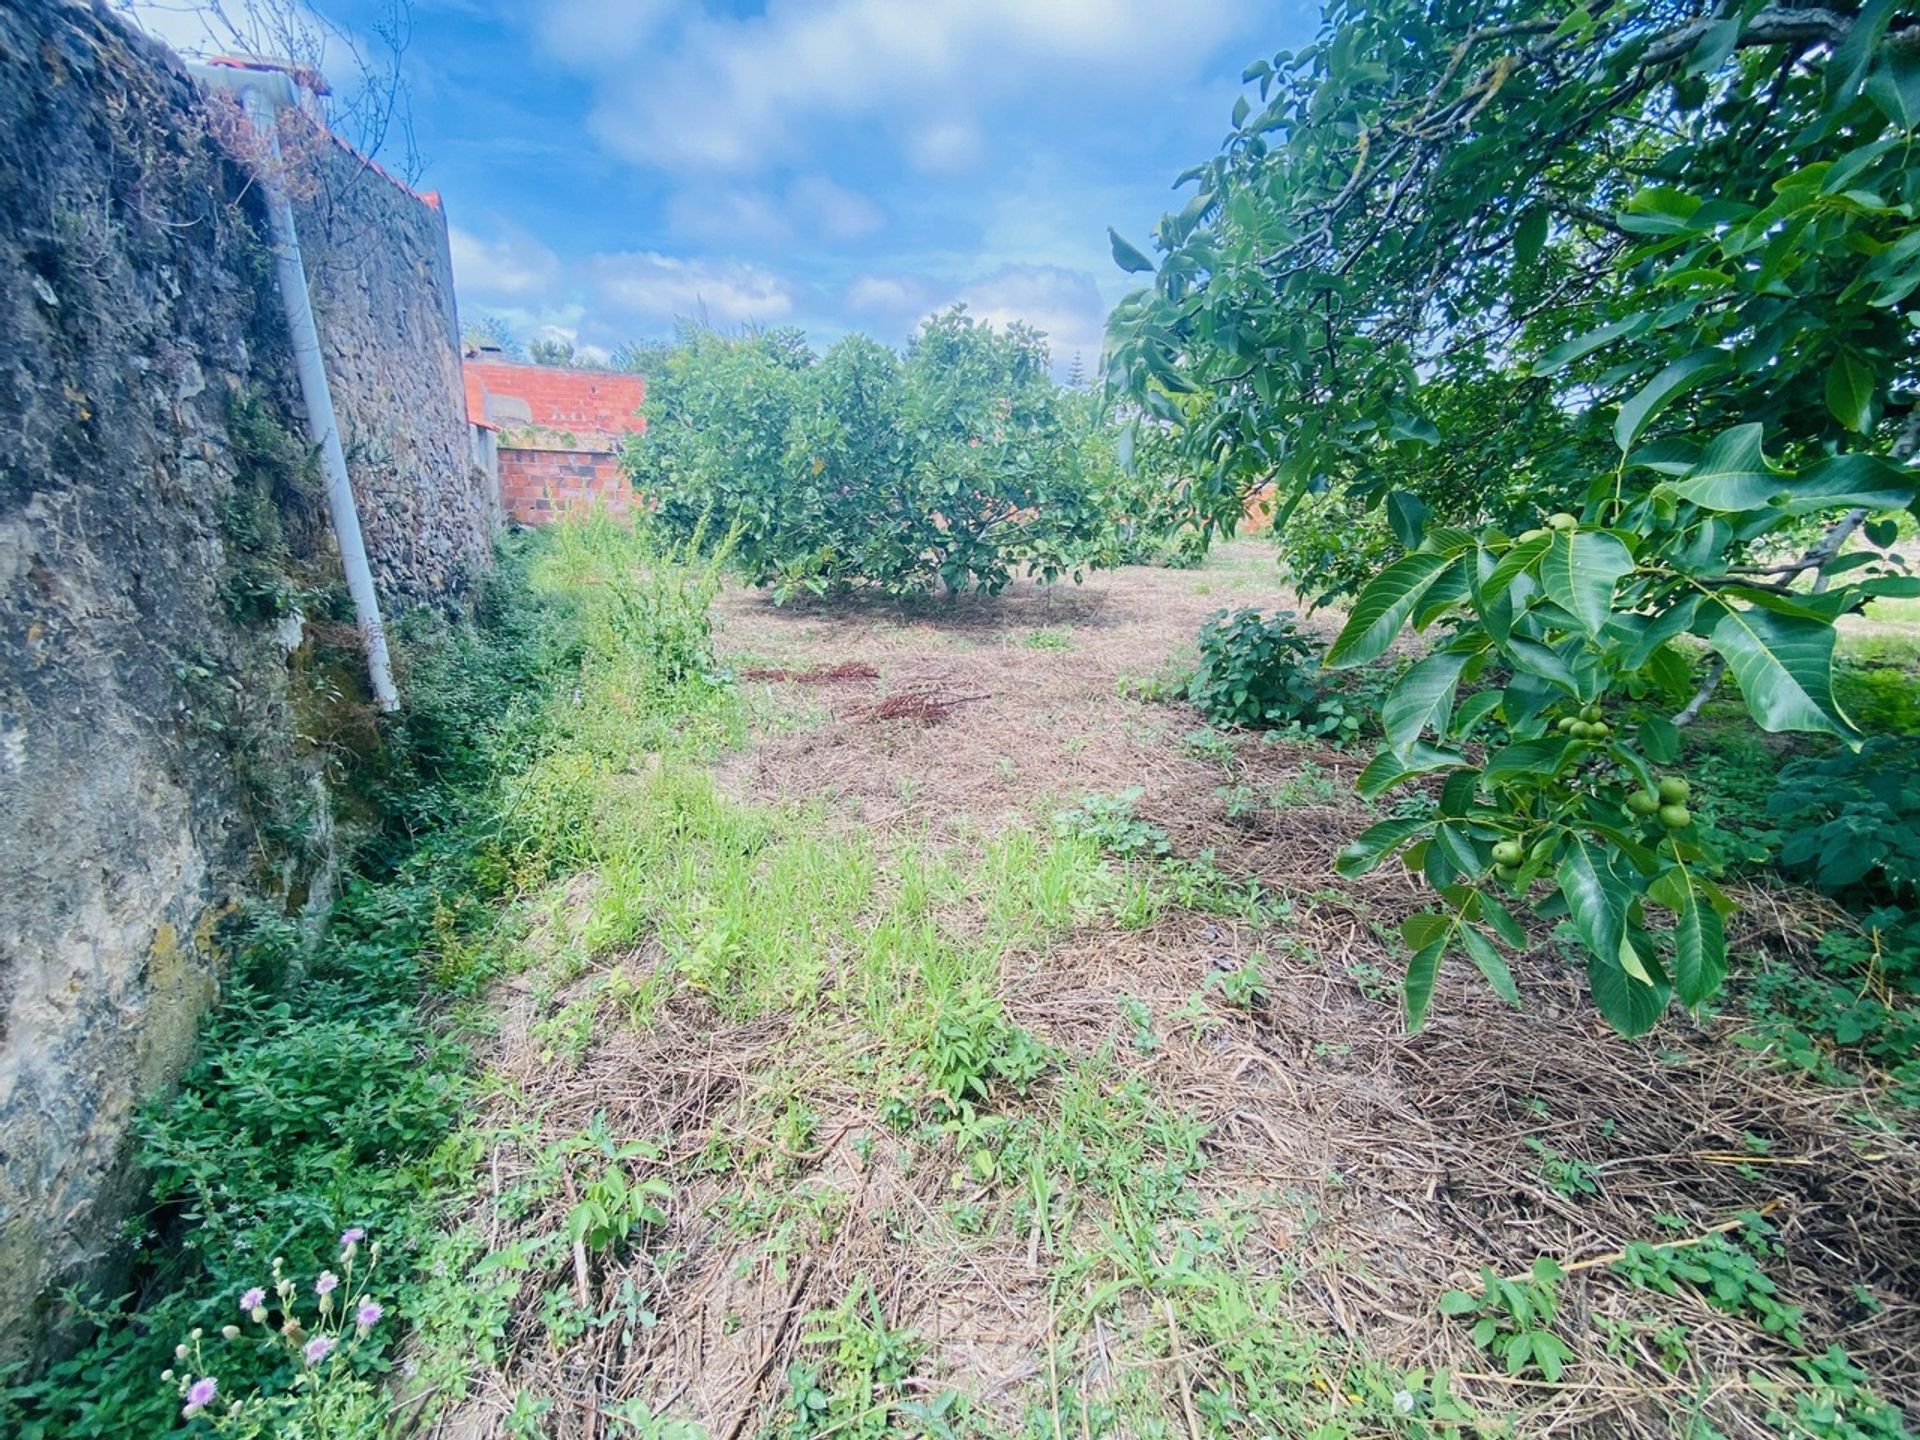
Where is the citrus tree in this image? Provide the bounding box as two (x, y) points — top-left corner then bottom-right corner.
(899, 308), (1109, 593)
(629, 310), (1117, 597)
(626, 323), (815, 576)
(1107, 1), (1920, 1033)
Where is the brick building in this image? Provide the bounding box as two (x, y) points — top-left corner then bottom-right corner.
(463, 355), (647, 523)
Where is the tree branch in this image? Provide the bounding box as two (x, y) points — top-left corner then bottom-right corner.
(1672, 654), (1725, 728)
(1639, 8), (1852, 68)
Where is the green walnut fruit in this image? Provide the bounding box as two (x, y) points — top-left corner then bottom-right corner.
(1495, 864), (1521, 882)
(1492, 840), (1525, 867)
(1581, 704), (1602, 722)
(1589, 721), (1611, 739)
(1626, 790), (1661, 816)
(1657, 775), (1691, 804)
(1569, 720), (1594, 739)
(1519, 527), (1550, 543)
(1547, 512), (1579, 531)
(1557, 716), (1579, 734)
(1658, 803), (1692, 830)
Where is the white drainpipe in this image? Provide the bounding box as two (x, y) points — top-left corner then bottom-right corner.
(193, 65), (399, 711)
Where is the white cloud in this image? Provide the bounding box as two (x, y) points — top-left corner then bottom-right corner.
(843, 275), (935, 318)
(842, 263), (1108, 372)
(588, 252), (796, 327)
(904, 121), (983, 175)
(664, 190), (791, 245)
(666, 176), (883, 246)
(449, 226), (562, 302)
(534, 0), (675, 67)
(946, 264), (1108, 368)
(788, 176), (884, 241)
(547, 0), (1251, 175)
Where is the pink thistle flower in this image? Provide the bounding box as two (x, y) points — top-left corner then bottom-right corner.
(314, 1271), (339, 1297)
(239, 1287), (266, 1312)
(355, 1300), (383, 1329)
(186, 1377), (218, 1408)
(339, 1227), (366, 1247)
(303, 1335), (334, 1366)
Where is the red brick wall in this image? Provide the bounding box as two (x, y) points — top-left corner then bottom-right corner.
(498, 448), (638, 523)
(464, 361), (647, 439)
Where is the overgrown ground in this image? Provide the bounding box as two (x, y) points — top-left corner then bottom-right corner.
(418, 533), (1917, 1440)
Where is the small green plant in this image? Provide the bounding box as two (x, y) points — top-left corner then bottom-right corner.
(1598, 1313), (1693, 1374)
(1613, 1217), (1803, 1346)
(1348, 962), (1392, 1003)
(1158, 851), (1270, 919)
(1187, 608), (1360, 741)
(1115, 665), (1188, 703)
(916, 993), (1050, 1111)
(1205, 954), (1269, 1010)
(1181, 726), (1237, 764)
(1023, 628), (1073, 651)
(1118, 995), (1160, 1054)
(1271, 758), (1339, 807)
(159, 1236), (389, 1437)
(603, 1397), (708, 1440)
(506, 1389), (552, 1438)
(556, 1113), (671, 1257)
(1053, 789), (1171, 860)
(1524, 1138), (1601, 1199)
(1777, 1346), (1915, 1440)
(1439, 1258), (1573, 1381)
(1738, 958), (1920, 1101)
(779, 1282), (923, 1440)
(1769, 738), (1920, 908)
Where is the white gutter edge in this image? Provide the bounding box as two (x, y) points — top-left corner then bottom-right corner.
(194, 65), (399, 712)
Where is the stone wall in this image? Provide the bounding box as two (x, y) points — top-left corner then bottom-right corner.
(0, 0), (488, 1359)
(290, 125), (497, 603)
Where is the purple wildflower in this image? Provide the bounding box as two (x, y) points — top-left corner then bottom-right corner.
(339, 1227), (366, 1246)
(239, 1287), (266, 1312)
(303, 1335), (334, 1366)
(314, 1271), (339, 1297)
(186, 1377), (218, 1408)
(355, 1300), (383, 1329)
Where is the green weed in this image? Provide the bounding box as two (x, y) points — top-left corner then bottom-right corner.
(1439, 1259), (1574, 1382)
(1613, 1218), (1804, 1347)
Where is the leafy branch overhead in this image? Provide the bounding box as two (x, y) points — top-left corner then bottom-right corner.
(1110, 1), (1920, 1033)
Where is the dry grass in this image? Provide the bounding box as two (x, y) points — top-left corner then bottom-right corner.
(426, 544), (1917, 1440)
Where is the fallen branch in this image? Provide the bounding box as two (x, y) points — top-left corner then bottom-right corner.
(740, 661), (879, 683)
(720, 1256), (818, 1440)
(855, 687), (989, 725)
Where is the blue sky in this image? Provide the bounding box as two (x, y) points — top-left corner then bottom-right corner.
(133, 0), (1316, 371)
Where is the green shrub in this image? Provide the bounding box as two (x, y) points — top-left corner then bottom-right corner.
(1769, 738), (1920, 899)
(1187, 608), (1359, 741)
(627, 310), (1120, 597)
(1071, 392), (1207, 568)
